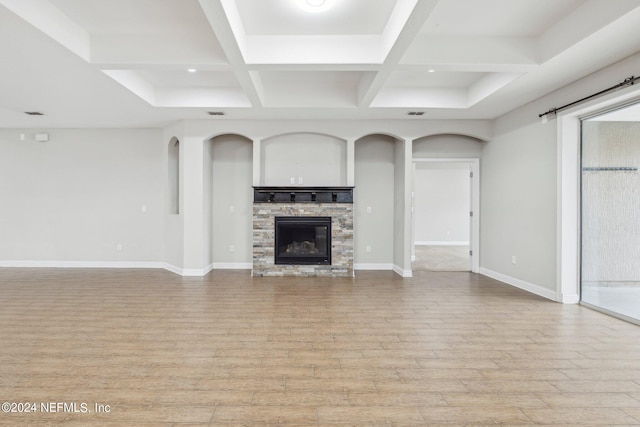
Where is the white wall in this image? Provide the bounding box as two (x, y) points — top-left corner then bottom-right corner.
(0, 119), (492, 275)
(483, 51), (640, 299)
(481, 120), (557, 290)
(0, 128), (164, 264)
(261, 133), (346, 186)
(414, 162), (470, 244)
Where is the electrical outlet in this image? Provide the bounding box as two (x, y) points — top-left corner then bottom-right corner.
(298, 176), (303, 184)
(116, 244), (123, 252)
(229, 205), (235, 213)
(511, 255), (516, 264)
(366, 206), (372, 214)
(366, 245), (371, 253)
(290, 177), (295, 184)
(141, 204), (147, 213)
(229, 245), (235, 253)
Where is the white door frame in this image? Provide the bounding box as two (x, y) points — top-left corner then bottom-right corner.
(557, 87), (640, 303)
(412, 158), (480, 273)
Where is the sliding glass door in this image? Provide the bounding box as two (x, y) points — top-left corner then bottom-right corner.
(581, 102), (640, 323)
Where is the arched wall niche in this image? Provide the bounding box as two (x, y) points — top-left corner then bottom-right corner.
(203, 131), (253, 142)
(355, 131), (403, 142)
(354, 134), (401, 266)
(260, 132), (347, 186)
(168, 137), (180, 214)
(413, 133), (485, 158)
(203, 133), (254, 267)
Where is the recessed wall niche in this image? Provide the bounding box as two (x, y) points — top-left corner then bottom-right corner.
(260, 133), (347, 186)
(168, 137), (180, 214)
(354, 134), (398, 266)
(204, 134), (253, 267)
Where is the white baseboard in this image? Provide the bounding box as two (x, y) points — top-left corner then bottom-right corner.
(160, 263), (183, 276)
(354, 263), (393, 271)
(560, 293), (580, 304)
(212, 263), (252, 270)
(415, 241), (470, 246)
(393, 264), (413, 278)
(354, 263), (413, 278)
(1, 260), (413, 281)
(0, 260), (163, 269)
(479, 267), (558, 302)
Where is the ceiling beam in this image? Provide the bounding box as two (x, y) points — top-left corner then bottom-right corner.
(357, 0), (440, 108)
(198, 0), (264, 108)
(0, 0), (90, 61)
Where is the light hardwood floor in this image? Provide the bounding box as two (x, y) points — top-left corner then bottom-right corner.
(1, 268), (640, 426)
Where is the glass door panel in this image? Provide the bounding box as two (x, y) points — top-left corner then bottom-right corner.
(581, 102), (640, 323)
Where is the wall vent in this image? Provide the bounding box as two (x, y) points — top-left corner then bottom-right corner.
(207, 111), (225, 116)
(407, 111), (424, 116)
(24, 111), (44, 116)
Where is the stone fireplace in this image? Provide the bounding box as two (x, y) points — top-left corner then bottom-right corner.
(252, 187), (353, 277)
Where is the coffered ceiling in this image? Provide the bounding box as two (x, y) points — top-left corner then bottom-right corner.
(1, 0), (640, 127)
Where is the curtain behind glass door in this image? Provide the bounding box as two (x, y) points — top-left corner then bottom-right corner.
(581, 112), (640, 323)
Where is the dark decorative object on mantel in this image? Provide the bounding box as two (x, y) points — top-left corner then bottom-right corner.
(253, 187), (354, 203)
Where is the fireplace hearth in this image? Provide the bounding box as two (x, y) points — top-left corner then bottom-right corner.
(275, 216), (331, 265)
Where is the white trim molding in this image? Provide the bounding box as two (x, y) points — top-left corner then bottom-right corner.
(415, 241), (470, 246)
(0, 260), (163, 269)
(393, 264), (413, 277)
(480, 267), (558, 302)
(354, 263), (394, 271)
(212, 262), (252, 270)
(556, 85), (640, 305)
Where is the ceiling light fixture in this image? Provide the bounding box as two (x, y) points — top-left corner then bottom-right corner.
(428, 69), (435, 73)
(187, 68), (197, 73)
(297, 0), (333, 13)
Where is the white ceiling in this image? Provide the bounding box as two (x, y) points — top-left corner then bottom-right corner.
(1, 0), (639, 127)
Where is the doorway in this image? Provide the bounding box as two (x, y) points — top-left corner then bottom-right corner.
(580, 101), (640, 323)
(411, 158), (479, 272)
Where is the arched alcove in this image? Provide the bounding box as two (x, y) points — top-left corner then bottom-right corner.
(413, 133), (484, 158)
(260, 133), (347, 186)
(203, 134), (253, 268)
(168, 137), (180, 214)
(354, 134), (400, 268)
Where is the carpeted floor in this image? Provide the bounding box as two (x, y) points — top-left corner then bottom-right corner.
(412, 245), (470, 271)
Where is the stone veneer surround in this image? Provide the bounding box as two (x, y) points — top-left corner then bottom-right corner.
(252, 203), (353, 277)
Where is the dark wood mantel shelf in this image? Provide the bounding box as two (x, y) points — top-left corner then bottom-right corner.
(253, 186), (354, 203)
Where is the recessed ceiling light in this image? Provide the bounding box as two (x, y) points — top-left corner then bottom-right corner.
(428, 69), (435, 73)
(188, 68), (197, 73)
(296, 0), (333, 13)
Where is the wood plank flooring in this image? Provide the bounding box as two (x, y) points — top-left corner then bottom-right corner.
(1, 268), (640, 426)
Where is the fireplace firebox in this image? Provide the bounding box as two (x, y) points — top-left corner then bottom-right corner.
(275, 217), (331, 265)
